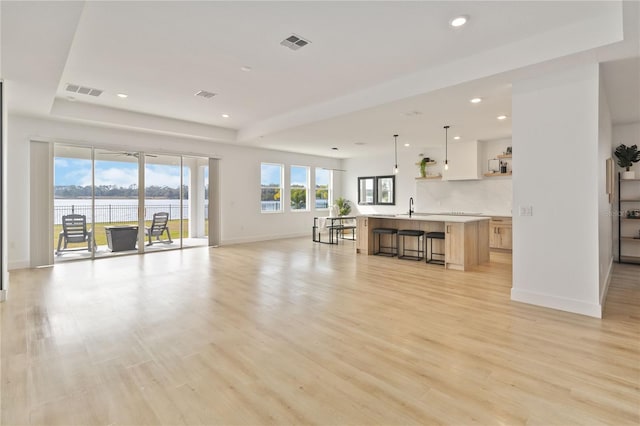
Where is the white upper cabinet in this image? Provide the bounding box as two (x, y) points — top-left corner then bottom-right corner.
(442, 140), (480, 181)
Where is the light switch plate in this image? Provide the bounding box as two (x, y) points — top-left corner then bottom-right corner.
(519, 205), (533, 216)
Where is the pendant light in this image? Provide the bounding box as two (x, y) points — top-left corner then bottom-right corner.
(393, 134), (399, 174)
(443, 125), (450, 171)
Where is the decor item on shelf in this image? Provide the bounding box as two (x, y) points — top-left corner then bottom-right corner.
(420, 157), (429, 177)
(393, 134), (399, 174)
(506, 146), (512, 155)
(335, 197), (352, 216)
(443, 125), (450, 170)
(488, 158), (499, 173)
(500, 161), (508, 174)
(614, 143), (640, 179)
(627, 209), (640, 218)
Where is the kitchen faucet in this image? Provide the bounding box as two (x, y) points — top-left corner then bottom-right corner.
(409, 197), (414, 218)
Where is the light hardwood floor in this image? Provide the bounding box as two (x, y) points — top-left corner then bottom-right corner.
(2, 238), (639, 425)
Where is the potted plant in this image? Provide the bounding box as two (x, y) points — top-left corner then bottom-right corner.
(335, 197), (351, 216)
(419, 158), (429, 178)
(614, 144), (640, 179)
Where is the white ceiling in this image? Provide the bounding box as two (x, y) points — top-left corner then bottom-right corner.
(1, 1), (639, 158)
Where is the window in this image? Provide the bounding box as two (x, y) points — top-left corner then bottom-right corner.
(358, 175), (395, 205)
(290, 165), (309, 211)
(315, 168), (332, 209)
(261, 163), (283, 212)
(358, 177), (375, 205)
(376, 175), (395, 205)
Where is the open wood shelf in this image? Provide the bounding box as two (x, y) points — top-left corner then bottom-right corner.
(414, 161), (437, 166)
(483, 172), (512, 177)
(497, 154), (512, 159)
(621, 199), (640, 202)
(415, 175), (442, 180)
(618, 173), (640, 264)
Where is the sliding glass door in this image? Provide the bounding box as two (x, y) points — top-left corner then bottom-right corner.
(53, 144), (94, 261)
(144, 153), (182, 252)
(52, 145), (213, 262)
(93, 149), (140, 258)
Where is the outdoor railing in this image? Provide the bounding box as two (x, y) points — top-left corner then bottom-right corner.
(53, 203), (204, 225)
(56, 199), (330, 223)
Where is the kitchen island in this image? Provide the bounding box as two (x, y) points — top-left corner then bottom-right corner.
(356, 214), (490, 271)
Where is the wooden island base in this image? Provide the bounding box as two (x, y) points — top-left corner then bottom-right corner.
(356, 215), (490, 271)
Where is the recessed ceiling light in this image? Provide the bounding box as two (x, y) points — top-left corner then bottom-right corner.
(453, 136), (461, 140)
(404, 143), (410, 147)
(221, 114), (230, 118)
(240, 66), (252, 72)
(117, 93), (128, 98)
(450, 16), (468, 28)
(470, 97), (482, 104)
(497, 115), (508, 120)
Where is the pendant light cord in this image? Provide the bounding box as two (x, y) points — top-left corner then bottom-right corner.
(444, 125), (449, 166)
(393, 134), (399, 173)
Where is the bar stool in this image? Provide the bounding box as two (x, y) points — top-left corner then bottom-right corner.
(397, 229), (425, 261)
(425, 231), (445, 265)
(372, 228), (398, 256)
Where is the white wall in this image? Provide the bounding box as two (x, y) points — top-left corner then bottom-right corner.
(597, 73), (613, 305)
(612, 121), (640, 260)
(342, 139), (512, 217)
(511, 63), (602, 318)
(7, 114), (343, 269)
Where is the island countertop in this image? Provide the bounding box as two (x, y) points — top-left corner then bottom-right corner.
(359, 214), (490, 223)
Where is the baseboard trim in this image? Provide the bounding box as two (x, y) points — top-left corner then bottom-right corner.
(599, 258), (613, 307)
(511, 287), (602, 318)
(221, 232), (309, 246)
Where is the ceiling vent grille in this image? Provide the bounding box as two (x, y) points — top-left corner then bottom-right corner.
(280, 34), (311, 51)
(65, 83), (103, 97)
(195, 90), (216, 99)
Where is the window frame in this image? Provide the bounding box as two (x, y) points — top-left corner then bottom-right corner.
(375, 175), (396, 205)
(290, 165), (310, 212)
(357, 176), (376, 205)
(358, 175), (396, 206)
(314, 168), (333, 211)
(260, 162), (284, 214)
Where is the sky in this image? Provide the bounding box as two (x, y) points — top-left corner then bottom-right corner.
(55, 158), (185, 187)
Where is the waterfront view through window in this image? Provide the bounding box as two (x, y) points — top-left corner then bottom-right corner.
(53, 145), (210, 262)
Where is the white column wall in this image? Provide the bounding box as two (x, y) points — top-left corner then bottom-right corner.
(184, 157), (206, 239)
(511, 63), (602, 318)
(597, 72), (613, 305)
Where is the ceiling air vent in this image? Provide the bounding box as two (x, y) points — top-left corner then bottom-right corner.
(65, 83), (103, 97)
(280, 34), (311, 51)
(195, 90), (216, 99)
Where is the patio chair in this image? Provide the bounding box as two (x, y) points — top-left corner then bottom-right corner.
(145, 212), (173, 245)
(56, 214), (95, 255)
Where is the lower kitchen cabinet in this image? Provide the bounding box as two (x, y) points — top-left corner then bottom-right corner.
(490, 217), (512, 250)
(356, 216), (368, 253)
